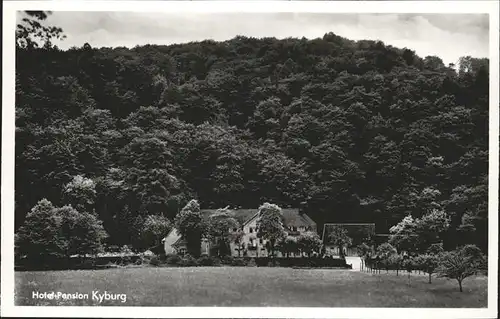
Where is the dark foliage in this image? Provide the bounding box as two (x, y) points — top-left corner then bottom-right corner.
(16, 32), (488, 252)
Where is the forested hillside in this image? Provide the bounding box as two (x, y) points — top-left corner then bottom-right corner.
(15, 31), (489, 251)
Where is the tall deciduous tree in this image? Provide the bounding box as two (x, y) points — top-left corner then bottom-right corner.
(58, 205), (108, 259)
(207, 207), (240, 257)
(141, 215), (172, 248)
(15, 199), (67, 261)
(297, 231), (322, 258)
(174, 199), (207, 257)
(279, 236), (299, 257)
(256, 203), (285, 258)
(327, 225), (353, 258)
(15, 199), (107, 264)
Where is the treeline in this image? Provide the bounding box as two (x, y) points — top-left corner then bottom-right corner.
(15, 29), (489, 251)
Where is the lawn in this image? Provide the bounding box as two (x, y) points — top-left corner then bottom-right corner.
(15, 267), (487, 307)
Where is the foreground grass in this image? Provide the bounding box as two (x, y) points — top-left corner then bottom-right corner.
(15, 267), (487, 307)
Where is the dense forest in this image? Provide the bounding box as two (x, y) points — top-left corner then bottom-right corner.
(15, 14), (489, 252)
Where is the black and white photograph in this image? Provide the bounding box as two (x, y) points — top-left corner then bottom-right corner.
(1, 1), (499, 318)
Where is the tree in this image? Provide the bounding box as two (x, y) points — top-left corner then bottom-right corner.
(174, 199), (207, 257)
(414, 254), (440, 284)
(15, 199), (67, 262)
(58, 205), (108, 260)
(403, 255), (416, 285)
(376, 243), (397, 273)
(207, 207), (240, 257)
(141, 215), (172, 248)
(230, 229), (245, 257)
(279, 236), (299, 257)
(414, 210), (450, 251)
(16, 11), (66, 49)
(389, 210), (450, 254)
(388, 254), (404, 276)
(256, 203), (285, 258)
(356, 242), (372, 259)
(297, 232), (322, 258)
(327, 225), (353, 258)
(62, 175), (97, 213)
(438, 245), (486, 292)
(357, 242), (372, 271)
(15, 199), (108, 265)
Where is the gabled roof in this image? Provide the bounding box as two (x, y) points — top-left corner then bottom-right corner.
(200, 209), (256, 226)
(202, 208), (316, 228)
(281, 208), (317, 228)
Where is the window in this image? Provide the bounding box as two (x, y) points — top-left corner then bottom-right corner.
(259, 238), (263, 244)
(249, 227), (253, 233)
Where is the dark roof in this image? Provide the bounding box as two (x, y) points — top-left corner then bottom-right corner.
(281, 208), (317, 228)
(201, 209), (256, 225)
(200, 208), (316, 227)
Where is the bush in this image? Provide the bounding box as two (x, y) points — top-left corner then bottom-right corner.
(306, 259), (317, 268)
(221, 256), (234, 265)
(80, 258), (96, 269)
(149, 256), (160, 267)
(179, 254), (199, 267)
(267, 260), (281, 267)
(231, 258), (246, 266)
(197, 255), (221, 266)
(165, 253), (181, 265)
(246, 258), (257, 267)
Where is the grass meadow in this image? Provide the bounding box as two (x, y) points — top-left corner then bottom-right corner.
(15, 267), (487, 307)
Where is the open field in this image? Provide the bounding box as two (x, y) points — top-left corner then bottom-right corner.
(16, 267), (487, 307)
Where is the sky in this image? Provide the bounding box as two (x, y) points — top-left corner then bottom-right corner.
(20, 11), (489, 65)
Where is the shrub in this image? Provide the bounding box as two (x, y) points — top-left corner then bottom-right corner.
(231, 258), (246, 266)
(149, 256), (160, 267)
(211, 256), (221, 266)
(80, 258), (96, 269)
(221, 256), (234, 265)
(246, 258), (257, 267)
(267, 260), (281, 267)
(179, 254), (199, 267)
(306, 259), (318, 268)
(165, 253), (181, 265)
(197, 255), (221, 266)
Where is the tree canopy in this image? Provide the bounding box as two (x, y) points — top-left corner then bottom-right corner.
(16, 30), (489, 252)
